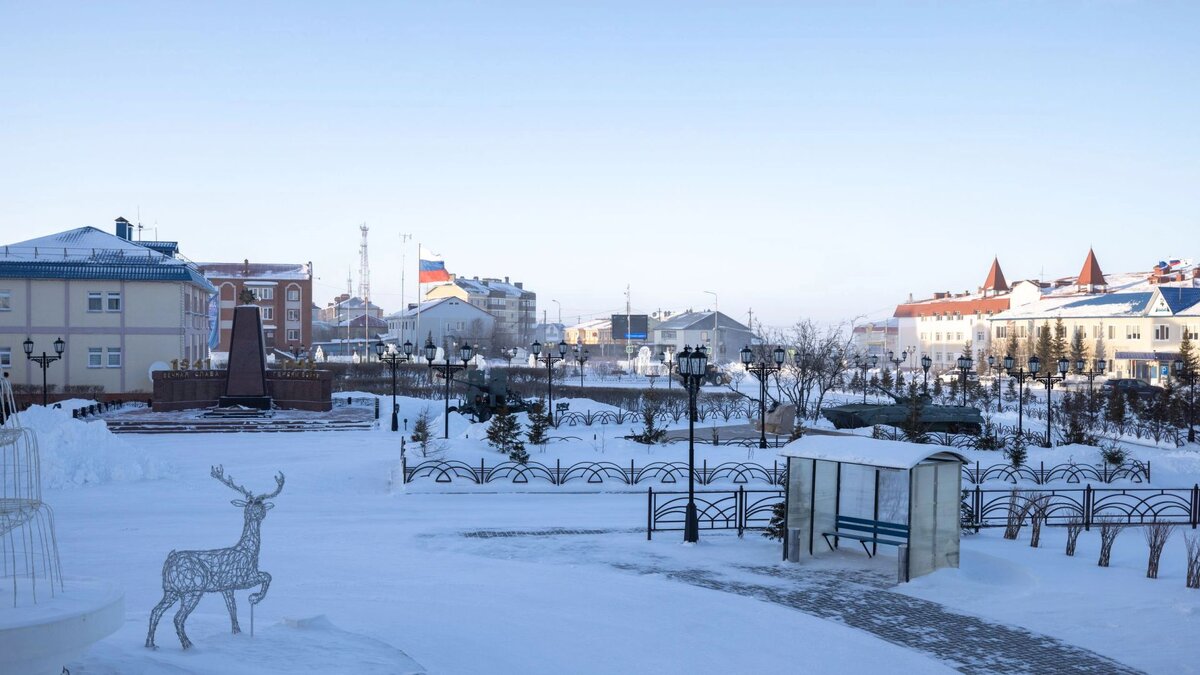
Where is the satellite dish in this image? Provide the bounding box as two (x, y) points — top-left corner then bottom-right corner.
(148, 361), (170, 380)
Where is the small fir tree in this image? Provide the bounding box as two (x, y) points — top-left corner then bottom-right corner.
(1052, 317), (1068, 362)
(1069, 326), (1089, 368)
(1105, 384), (1127, 432)
(526, 399), (551, 447)
(1035, 321), (1054, 369)
(631, 394), (667, 445)
(880, 367), (894, 393)
(762, 501), (786, 541)
(486, 405), (528, 463)
(411, 407), (433, 457)
(1005, 434), (1029, 469)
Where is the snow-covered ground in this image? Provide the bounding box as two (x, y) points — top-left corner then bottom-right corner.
(12, 398), (1200, 673)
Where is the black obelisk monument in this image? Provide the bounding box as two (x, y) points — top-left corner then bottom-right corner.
(219, 304), (273, 409)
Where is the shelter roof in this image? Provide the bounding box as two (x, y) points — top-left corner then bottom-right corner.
(655, 310), (750, 332)
(779, 435), (967, 470)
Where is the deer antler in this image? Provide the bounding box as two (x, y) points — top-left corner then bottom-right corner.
(210, 465), (254, 500)
(257, 472), (285, 501)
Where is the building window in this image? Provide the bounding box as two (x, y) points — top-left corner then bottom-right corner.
(1154, 325), (1170, 341)
(106, 292), (122, 312)
(1187, 325), (1200, 341)
(956, 332), (963, 341)
(286, 309), (300, 321)
(0, 347), (9, 367)
(88, 348), (103, 368)
(286, 329), (300, 341)
(0, 290), (10, 311)
(106, 347), (122, 368)
(261, 307), (274, 320)
(976, 332), (984, 342)
(252, 287), (274, 301)
(1126, 325), (1141, 340)
(934, 332), (942, 341)
(286, 288), (301, 301)
(995, 326), (1007, 339)
(88, 292), (103, 312)
(1108, 325), (1116, 340)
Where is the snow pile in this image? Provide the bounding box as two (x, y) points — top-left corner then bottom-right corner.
(10, 405), (171, 488)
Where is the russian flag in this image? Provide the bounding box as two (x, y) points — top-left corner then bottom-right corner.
(419, 246), (451, 283)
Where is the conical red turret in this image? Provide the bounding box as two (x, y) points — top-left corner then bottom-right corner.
(982, 257), (1008, 294)
(1077, 248), (1107, 290)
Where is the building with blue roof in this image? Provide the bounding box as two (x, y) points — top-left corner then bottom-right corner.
(0, 217), (216, 397)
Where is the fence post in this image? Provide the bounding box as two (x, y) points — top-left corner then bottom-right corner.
(1084, 484), (1093, 531)
(556, 458), (561, 486)
(1146, 461), (1151, 484)
(479, 458), (485, 485)
(401, 453), (407, 484)
(703, 459), (709, 486)
(374, 398), (380, 420)
(647, 487), (653, 540)
(630, 459), (635, 485)
(974, 486), (982, 533)
(737, 486), (745, 538)
(1193, 484), (1199, 530)
(1039, 461), (1045, 485)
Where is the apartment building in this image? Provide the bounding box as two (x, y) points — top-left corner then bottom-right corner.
(196, 260), (313, 353)
(424, 275), (535, 348)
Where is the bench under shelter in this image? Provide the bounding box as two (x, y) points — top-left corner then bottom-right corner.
(779, 435), (966, 582)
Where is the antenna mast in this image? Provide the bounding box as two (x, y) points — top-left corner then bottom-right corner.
(359, 224), (370, 361)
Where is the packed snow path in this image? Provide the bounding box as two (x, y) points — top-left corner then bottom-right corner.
(450, 529), (1143, 675)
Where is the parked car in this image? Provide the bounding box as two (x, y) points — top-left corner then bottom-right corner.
(1099, 378), (1164, 398)
(937, 370), (980, 385)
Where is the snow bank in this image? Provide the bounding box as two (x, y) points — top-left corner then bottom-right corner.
(11, 405), (171, 489)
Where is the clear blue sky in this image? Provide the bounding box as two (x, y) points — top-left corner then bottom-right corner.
(2, 2), (1196, 328)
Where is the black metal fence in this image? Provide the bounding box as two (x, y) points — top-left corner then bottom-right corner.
(403, 457), (788, 487)
(962, 484), (1200, 530)
(646, 486), (783, 539)
(402, 457), (1151, 488)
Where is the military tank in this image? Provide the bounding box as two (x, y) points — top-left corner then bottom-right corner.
(451, 369), (536, 423)
(821, 387), (983, 434)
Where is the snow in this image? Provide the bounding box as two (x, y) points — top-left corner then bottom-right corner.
(19, 393), (1200, 673)
(780, 434), (969, 469)
(10, 404), (170, 489)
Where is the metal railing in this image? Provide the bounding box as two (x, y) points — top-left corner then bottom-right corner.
(962, 460), (1149, 485)
(646, 486), (783, 539)
(402, 458), (788, 487)
(962, 484), (1200, 530)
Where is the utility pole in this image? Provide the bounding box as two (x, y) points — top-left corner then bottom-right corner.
(399, 232), (412, 317)
(359, 224), (370, 362)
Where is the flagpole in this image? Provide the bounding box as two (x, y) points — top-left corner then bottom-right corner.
(416, 242), (422, 349)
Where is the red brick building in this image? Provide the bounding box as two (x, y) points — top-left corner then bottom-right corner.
(197, 260), (313, 354)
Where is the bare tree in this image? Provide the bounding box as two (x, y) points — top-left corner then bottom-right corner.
(1143, 522), (1175, 579)
(1028, 493), (1052, 548)
(1186, 532), (1200, 589)
(1065, 514), (1084, 556)
(1003, 490), (1035, 540)
(1097, 518), (1128, 567)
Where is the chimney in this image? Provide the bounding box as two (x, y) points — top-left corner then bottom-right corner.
(515, 282), (523, 289)
(504, 276), (510, 284)
(114, 216), (131, 240)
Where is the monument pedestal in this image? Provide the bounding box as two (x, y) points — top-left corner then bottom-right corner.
(218, 395), (273, 410)
(221, 305), (272, 409)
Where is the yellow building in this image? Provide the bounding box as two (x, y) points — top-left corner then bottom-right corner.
(0, 219), (215, 397)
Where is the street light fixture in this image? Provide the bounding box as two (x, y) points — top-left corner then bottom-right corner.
(1029, 355), (1069, 448)
(24, 337), (65, 407)
(887, 350), (908, 387)
(532, 339), (568, 425)
(424, 338), (473, 439)
(920, 354), (932, 394)
(657, 348), (674, 391)
(676, 344), (709, 543)
(375, 340), (414, 432)
(956, 354), (974, 406)
(855, 354), (879, 404)
(1003, 354), (1032, 438)
(1076, 358), (1108, 418)
(572, 344), (589, 388)
(1173, 358), (1196, 443)
(740, 344), (786, 449)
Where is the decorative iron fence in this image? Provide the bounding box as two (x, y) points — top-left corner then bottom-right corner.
(402, 458), (788, 487)
(646, 486), (783, 539)
(962, 460), (1149, 485)
(962, 484), (1200, 530)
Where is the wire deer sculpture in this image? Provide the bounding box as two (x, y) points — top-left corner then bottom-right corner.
(146, 465), (285, 649)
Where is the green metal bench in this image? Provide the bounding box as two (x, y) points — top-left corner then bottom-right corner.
(822, 515), (908, 558)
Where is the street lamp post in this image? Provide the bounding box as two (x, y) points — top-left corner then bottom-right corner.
(987, 355), (1001, 413)
(1076, 357), (1108, 418)
(676, 345), (708, 543)
(1173, 358), (1196, 443)
(887, 350), (908, 388)
(532, 339), (568, 425)
(572, 344), (589, 388)
(375, 340), (414, 432)
(921, 354), (932, 394)
(657, 348), (674, 391)
(23, 337), (65, 407)
(1003, 354), (1032, 438)
(423, 338), (473, 439)
(856, 354), (879, 403)
(740, 345), (786, 449)
(502, 348), (517, 368)
(1029, 355), (1069, 448)
(956, 354), (974, 406)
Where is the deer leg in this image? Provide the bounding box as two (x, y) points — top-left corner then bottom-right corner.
(174, 592), (203, 650)
(145, 591), (178, 649)
(222, 590), (241, 634)
(248, 571), (272, 605)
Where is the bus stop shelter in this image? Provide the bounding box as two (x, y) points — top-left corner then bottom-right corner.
(779, 435), (966, 582)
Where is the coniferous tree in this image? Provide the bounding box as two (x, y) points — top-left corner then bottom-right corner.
(880, 367), (894, 392)
(487, 404), (528, 463)
(411, 407), (433, 457)
(1035, 321), (1054, 369)
(932, 376), (944, 402)
(1006, 331), (1020, 363)
(1069, 326), (1089, 368)
(762, 501), (787, 541)
(1052, 318), (1069, 362)
(1105, 384), (1127, 433)
(526, 399), (551, 447)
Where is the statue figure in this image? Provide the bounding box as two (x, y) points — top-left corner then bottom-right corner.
(146, 465), (285, 649)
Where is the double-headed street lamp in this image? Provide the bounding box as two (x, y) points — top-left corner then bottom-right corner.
(956, 354), (974, 406)
(375, 340), (414, 432)
(676, 344), (709, 544)
(572, 344), (589, 388)
(23, 337), (65, 407)
(856, 354), (879, 403)
(1003, 354), (1032, 437)
(1076, 357), (1108, 416)
(986, 355), (1002, 413)
(532, 339), (568, 425)
(1029, 355), (1070, 448)
(740, 344), (786, 449)
(657, 348), (674, 391)
(921, 354), (932, 394)
(424, 338), (474, 439)
(1173, 358), (1196, 443)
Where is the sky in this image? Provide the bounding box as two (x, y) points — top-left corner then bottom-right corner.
(1, 1), (1197, 329)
